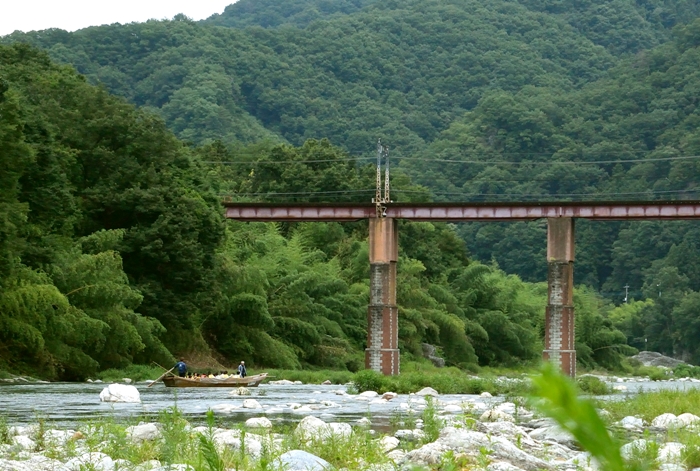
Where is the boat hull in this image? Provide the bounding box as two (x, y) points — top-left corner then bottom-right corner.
(162, 373), (268, 388)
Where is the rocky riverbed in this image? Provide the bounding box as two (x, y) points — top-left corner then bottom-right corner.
(2, 380), (700, 471)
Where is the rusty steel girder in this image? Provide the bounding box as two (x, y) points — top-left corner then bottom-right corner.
(224, 201), (700, 221)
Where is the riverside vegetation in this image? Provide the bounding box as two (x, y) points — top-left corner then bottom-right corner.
(2, 367), (700, 470)
(2, 0), (700, 379)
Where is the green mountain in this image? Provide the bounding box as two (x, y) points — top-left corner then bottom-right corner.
(3, 0), (700, 374)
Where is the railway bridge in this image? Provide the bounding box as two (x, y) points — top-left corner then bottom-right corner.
(224, 199), (700, 377)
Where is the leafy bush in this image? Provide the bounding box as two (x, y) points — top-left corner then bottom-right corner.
(0, 415), (11, 445)
(352, 370), (386, 393)
(673, 364), (700, 379)
(98, 365), (164, 382)
(577, 376), (613, 395)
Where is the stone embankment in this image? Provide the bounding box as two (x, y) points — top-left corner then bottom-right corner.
(2, 384), (699, 471)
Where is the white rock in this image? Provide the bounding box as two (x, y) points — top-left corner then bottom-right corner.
(0, 456), (67, 471)
(443, 404), (463, 413)
(322, 380), (332, 385)
(659, 442), (685, 464)
(295, 416), (350, 442)
(329, 423), (352, 438)
(44, 430), (77, 447)
(127, 423), (161, 441)
(99, 384), (140, 403)
(212, 429), (262, 458)
(246, 417), (272, 429)
(621, 439), (650, 459)
(356, 417), (372, 427)
(359, 391), (379, 398)
(495, 402), (517, 415)
(528, 425), (575, 448)
(405, 427), (549, 471)
(292, 406), (313, 413)
(122, 378), (132, 384)
(652, 413), (680, 428)
(11, 435), (36, 450)
(211, 403), (239, 414)
(480, 392), (493, 397)
(370, 398), (388, 405)
(387, 449), (406, 462)
(488, 462), (526, 471)
(480, 409), (515, 423)
(659, 465), (685, 471)
(269, 379), (294, 385)
(380, 436), (400, 452)
(243, 399), (262, 409)
(229, 387), (251, 396)
(65, 452), (115, 471)
(276, 450), (332, 471)
(415, 387), (439, 397)
(382, 392), (398, 400)
(677, 413), (700, 426)
(617, 416), (644, 429)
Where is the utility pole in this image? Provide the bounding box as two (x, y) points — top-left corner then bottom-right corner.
(373, 139), (390, 218)
(624, 285), (629, 304)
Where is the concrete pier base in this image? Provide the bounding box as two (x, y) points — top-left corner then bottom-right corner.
(366, 218), (399, 375)
(543, 217), (576, 377)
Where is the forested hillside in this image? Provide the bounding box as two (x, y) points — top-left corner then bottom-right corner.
(2, 0), (700, 375)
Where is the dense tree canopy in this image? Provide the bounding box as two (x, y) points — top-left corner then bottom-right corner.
(2, 0), (700, 376)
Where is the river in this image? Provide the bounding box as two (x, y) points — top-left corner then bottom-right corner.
(1, 378), (699, 430)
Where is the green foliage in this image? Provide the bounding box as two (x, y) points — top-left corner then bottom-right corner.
(672, 364), (700, 379)
(3, 0), (699, 375)
(531, 364), (626, 471)
(421, 396), (443, 443)
(0, 415), (10, 445)
(352, 369), (385, 393)
(601, 389), (700, 423)
(577, 376), (614, 395)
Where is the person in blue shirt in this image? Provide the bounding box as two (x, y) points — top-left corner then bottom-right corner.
(237, 361), (247, 378)
(175, 358), (187, 377)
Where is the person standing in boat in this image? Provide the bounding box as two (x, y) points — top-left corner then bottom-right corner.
(175, 358), (187, 377)
(237, 361), (247, 378)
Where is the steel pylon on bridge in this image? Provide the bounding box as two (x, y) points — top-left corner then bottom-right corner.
(366, 139), (399, 375)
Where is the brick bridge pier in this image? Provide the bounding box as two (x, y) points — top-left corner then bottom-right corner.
(225, 201), (700, 377)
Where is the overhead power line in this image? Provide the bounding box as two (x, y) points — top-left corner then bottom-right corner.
(203, 154), (700, 166)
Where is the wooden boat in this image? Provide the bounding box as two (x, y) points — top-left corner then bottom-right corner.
(162, 373), (268, 388)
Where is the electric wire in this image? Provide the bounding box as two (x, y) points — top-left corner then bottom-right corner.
(203, 154), (700, 166)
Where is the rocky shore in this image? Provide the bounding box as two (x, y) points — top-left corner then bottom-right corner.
(2, 384), (699, 471)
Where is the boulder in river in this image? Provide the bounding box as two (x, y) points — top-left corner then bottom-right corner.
(631, 351), (686, 368)
(415, 387), (439, 397)
(99, 384), (140, 403)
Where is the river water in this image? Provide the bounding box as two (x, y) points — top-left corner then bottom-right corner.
(1, 378), (699, 430)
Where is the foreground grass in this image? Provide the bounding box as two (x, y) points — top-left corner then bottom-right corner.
(1, 407), (400, 471)
(600, 389), (700, 423)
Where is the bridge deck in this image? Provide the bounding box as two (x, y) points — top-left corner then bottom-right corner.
(224, 201), (700, 221)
